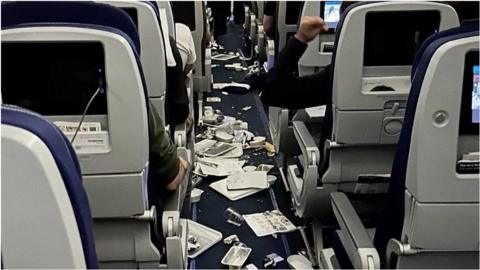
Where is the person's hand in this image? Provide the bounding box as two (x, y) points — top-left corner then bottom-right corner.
(166, 157), (188, 191)
(294, 16), (329, 44)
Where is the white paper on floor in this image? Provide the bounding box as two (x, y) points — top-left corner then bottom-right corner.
(226, 171), (268, 190)
(197, 158), (246, 177)
(243, 210), (296, 237)
(210, 179), (265, 201)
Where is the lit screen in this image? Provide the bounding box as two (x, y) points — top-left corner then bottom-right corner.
(323, 1), (341, 30)
(472, 65), (479, 123)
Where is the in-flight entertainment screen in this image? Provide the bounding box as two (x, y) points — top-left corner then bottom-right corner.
(323, 1), (341, 31)
(472, 65), (479, 124)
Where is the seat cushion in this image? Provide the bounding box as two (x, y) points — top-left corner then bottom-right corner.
(1, 104), (98, 269)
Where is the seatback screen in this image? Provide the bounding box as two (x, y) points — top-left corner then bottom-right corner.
(364, 11), (440, 66)
(472, 65), (479, 123)
(460, 51), (479, 135)
(1, 42), (107, 115)
(322, 1), (341, 31)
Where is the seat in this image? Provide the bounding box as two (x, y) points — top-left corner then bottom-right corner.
(171, 1), (212, 123)
(1, 104), (98, 269)
(103, 1), (168, 123)
(328, 22), (479, 269)
(105, 1), (192, 149)
(1, 1), (188, 268)
(281, 4), (459, 264)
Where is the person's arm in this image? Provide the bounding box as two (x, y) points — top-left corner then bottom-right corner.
(263, 1), (276, 38)
(263, 14), (274, 38)
(148, 103), (185, 191)
(261, 17), (330, 109)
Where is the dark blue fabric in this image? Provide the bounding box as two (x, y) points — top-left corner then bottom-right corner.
(411, 20), (479, 78)
(373, 24), (479, 265)
(1, 105), (98, 269)
(1, 1), (141, 54)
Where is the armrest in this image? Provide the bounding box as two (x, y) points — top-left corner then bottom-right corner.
(163, 147), (191, 234)
(330, 192), (380, 269)
(266, 39), (275, 70)
(285, 121), (320, 206)
(292, 121), (320, 167)
(204, 48), (212, 93)
(174, 123), (187, 148)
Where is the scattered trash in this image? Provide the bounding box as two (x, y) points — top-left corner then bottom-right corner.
(242, 106), (252, 111)
(226, 171), (269, 190)
(243, 165), (257, 172)
(212, 82), (251, 91)
(243, 210), (296, 237)
(188, 234), (201, 252)
(192, 175), (204, 188)
(196, 139), (243, 159)
(250, 136), (266, 148)
(215, 131), (234, 142)
(187, 220), (223, 259)
(267, 175), (278, 185)
(223, 234), (240, 245)
(212, 53), (238, 61)
(221, 245), (252, 268)
(191, 188), (204, 203)
(206, 97), (221, 102)
(245, 263), (259, 270)
(196, 158), (245, 177)
(287, 254), (313, 269)
(263, 253), (284, 268)
(224, 207), (245, 227)
(264, 142), (276, 156)
(256, 164), (274, 173)
(211, 176), (265, 201)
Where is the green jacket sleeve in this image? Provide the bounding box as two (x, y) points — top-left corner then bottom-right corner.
(148, 103), (180, 187)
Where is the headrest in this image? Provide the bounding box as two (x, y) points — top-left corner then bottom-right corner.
(1, 104), (98, 269)
(1, 1), (141, 54)
(411, 19), (479, 77)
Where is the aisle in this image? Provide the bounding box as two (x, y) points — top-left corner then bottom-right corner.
(189, 24), (304, 269)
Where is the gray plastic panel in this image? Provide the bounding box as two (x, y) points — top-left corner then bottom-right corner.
(93, 219), (160, 263)
(406, 36), (479, 203)
(2, 125), (86, 268)
(83, 172), (147, 218)
(156, 1), (175, 38)
(404, 197), (479, 250)
(2, 28), (150, 175)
